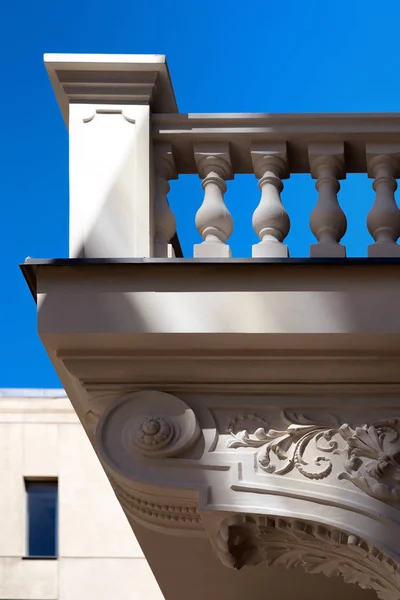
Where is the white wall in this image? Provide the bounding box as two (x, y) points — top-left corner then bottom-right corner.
(0, 392), (164, 600)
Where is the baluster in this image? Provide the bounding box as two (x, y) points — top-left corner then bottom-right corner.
(367, 146), (400, 257)
(153, 143), (177, 258)
(309, 143), (347, 257)
(251, 144), (290, 258)
(194, 143), (233, 257)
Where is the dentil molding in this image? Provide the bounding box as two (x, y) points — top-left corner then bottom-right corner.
(108, 474), (203, 534)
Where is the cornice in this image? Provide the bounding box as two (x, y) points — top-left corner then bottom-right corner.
(152, 112), (400, 174)
(59, 350), (400, 391)
(44, 53), (178, 128)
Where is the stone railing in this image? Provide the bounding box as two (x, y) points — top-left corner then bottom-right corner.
(153, 114), (400, 258)
(44, 54), (400, 259)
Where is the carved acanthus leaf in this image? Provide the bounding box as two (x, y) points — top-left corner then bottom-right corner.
(227, 412), (400, 504)
(339, 420), (400, 503)
(227, 411), (339, 480)
(215, 515), (400, 600)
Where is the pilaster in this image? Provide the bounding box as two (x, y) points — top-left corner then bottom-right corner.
(44, 54), (178, 258)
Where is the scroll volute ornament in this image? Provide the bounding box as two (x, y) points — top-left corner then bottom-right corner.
(96, 391), (201, 474)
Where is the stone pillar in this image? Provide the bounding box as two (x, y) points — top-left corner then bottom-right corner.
(44, 54), (177, 258)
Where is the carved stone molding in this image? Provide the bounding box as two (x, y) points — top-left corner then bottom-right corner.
(82, 108), (136, 124)
(96, 390), (201, 472)
(108, 475), (203, 534)
(227, 412), (400, 505)
(83, 392), (121, 439)
(214, 514), (400, 600)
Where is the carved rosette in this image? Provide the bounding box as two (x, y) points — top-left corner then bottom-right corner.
(214, 514), (400, 600)
(134, 415), (174, 451)
(96, 391), (201, 473)
(227, 412), (400, 505)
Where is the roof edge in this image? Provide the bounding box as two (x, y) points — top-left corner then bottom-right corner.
(0, 388), (67, 398)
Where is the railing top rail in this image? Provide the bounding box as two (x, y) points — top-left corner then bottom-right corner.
(153, 111), (400, 128)
(152, 113), (400, 174)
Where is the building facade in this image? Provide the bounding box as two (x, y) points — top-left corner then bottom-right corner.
(21, 54), (400, 599)
(0, 390), (163, 600)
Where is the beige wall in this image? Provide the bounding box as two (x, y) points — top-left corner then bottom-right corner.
(0, 391), (163, 600)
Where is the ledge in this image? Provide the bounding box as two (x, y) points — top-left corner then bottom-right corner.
(152, 112), (400, 173)
(20, 256), (400, 302)
(22, 556), (58, 560)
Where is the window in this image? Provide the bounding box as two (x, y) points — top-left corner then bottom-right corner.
(25, 480), (58, 557)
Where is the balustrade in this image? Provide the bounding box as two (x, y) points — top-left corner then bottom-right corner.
(152, 114), (400, 259)
(44, 57), (400, 260)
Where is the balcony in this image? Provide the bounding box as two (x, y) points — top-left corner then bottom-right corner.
(22, 54), (400, 600)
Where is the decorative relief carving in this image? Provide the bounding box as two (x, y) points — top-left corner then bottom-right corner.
(83, 109), (136, 124)
(83, 409), (99, 436)
(96, 391), (201, 470)
(227, 412), (338, 480)
(339, 420), (400, 504)
(215, 515), (400, 600)
(83, 393), (120, 438)
(135, 415), (174, 450)
(108, 475), (202, 528)
(227, 412), (400, 504)
(226, 413), (268, 436)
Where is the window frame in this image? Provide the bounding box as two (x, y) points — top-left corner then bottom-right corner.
(24, 477), (58, 559)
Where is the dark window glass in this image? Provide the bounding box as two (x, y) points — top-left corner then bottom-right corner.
(25, 480), (58, 557)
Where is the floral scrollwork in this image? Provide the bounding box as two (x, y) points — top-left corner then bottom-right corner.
(338, 420), (400, 503)
(227, 412), (340, 480)
(227, 413), (400, 504)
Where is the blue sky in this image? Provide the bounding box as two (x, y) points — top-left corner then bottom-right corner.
(1, 0), (399, 386)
